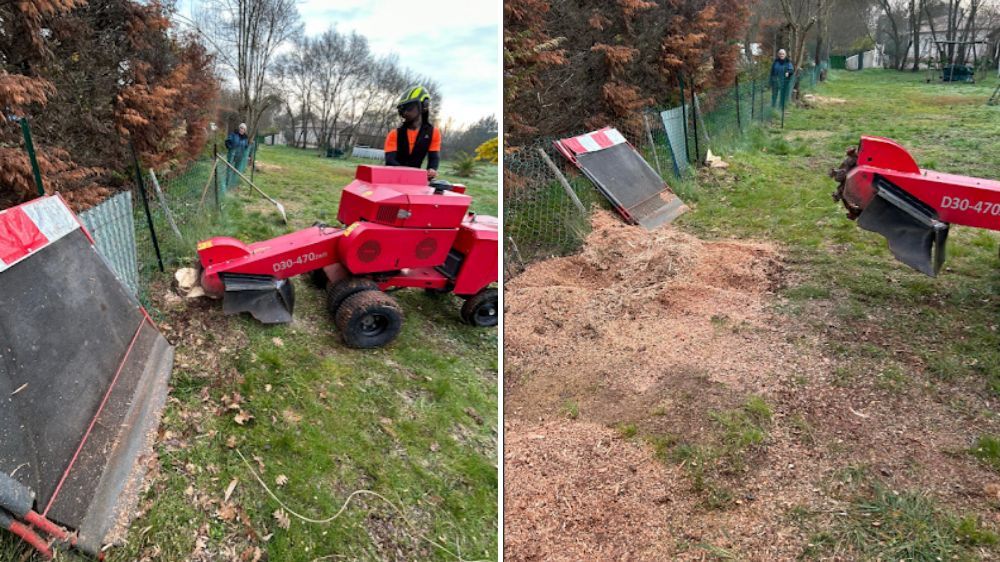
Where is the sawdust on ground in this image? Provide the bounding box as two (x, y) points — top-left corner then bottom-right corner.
(503, 210), (1000, 560)
(252, 161), (285, 173)
(800, 94), (848, 108)
(504, 211), (822, 559)
(505, 210), (787, 401)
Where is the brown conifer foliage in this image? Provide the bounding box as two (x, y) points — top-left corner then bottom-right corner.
(504, 0), (752, 144)
(0, 0), (219, 211)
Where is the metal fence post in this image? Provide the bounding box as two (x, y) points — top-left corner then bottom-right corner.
(734, 75), (742, 131)
(750, 78), (756, 122)
(130, 140), (163, 273)
(689, 77), (700, 165)
(679, 76), (690, 163)
(537, 147), (586, 215)
(213, 143), (220, 211)
(19, 118), (45, 197)
(642, 113), (663, 177)
(780, 75), (788, 128)
(249, 141), (258, 183)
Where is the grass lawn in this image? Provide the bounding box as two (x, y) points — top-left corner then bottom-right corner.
(1, 148), (498, 561)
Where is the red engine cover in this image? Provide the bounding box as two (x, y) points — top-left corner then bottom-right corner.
(338, 165), (470, 229)
(338, 221), (457, 274)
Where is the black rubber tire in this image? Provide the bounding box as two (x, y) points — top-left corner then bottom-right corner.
(335, 291), (404, 348)
(308, 268), (329, 289)
(326, 277), (379, 317)
(460, 288), (498, 327)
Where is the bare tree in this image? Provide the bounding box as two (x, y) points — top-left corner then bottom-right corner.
(199, 0), (302, 138)
(778, 0), (820, 71)
(875, 0), (909, 68)
(814, 0), (836, 65)
(310, 29), (370, 151)
(273, 34), (316, 148)
(269, 26), (446, 153)
(910, 0), (923, 70)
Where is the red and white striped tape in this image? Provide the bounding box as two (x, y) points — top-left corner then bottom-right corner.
(556, 127), (628, 155)
(0, 196), (80, 273)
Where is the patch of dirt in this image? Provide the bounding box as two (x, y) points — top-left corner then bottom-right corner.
(503, 210), (1000, 559)
(152, 275), (250, 388)
(504, 420), (686, 561)
(504, 419), (814, 561)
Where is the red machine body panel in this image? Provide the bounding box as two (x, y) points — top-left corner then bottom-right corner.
(378, 267), (450, 291)
(337, 222), (457, 274)
(451, 215), (499, 295)
(844, 136), (1000, 231)
(198, 227), (343, 295)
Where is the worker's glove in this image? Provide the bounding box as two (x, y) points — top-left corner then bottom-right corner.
(427, 168), (438, 179)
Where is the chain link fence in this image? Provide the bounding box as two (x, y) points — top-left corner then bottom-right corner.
(80, 191), (140, 295)
(504, 65), (826, 280)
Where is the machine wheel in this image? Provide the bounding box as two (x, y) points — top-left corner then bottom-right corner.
(460, 288), (498, 327)
(326, 277), (379, 316)
(308, 268), (328, 289)
(335, 291), (403, 348)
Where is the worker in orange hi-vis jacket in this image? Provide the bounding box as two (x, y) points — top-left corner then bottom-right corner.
(384, 85), (441, 179)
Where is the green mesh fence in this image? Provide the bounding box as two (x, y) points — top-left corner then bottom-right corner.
(132, 150), (228, 286)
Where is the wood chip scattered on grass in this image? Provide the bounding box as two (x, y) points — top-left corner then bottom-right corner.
(224, 478), (239, 502)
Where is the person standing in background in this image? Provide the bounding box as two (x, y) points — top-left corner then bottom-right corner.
(771, 49), (795, 108)
(224, 122), (251, 189)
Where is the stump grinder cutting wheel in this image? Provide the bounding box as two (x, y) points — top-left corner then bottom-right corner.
(831, 136), (1000, 276)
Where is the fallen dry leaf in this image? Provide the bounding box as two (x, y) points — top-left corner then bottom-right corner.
(273, 508), (291, 530)
(275, 474), (288, 487)
(282, 409), (302, 424)
(224, 478), (238, 502)
(240, 546), (263, 562)
(216, 504), (237, 522)
(272, 337), (284, 347)
(234, 410), (254, 425)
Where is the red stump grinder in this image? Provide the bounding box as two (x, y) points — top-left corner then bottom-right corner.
(831, 136), (1000, 276)
(194, 165), (498, 348)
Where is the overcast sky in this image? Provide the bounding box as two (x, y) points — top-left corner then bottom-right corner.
(179, 0), (499, 127)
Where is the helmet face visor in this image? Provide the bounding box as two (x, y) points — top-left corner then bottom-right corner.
(397, 100), (421, 118)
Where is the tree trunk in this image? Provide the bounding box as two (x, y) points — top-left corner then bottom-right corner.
(924, 2), (943, 62)
(910, 0), (921, 71)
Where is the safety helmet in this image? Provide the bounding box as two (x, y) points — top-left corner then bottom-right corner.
(397, 85), (431, 116)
